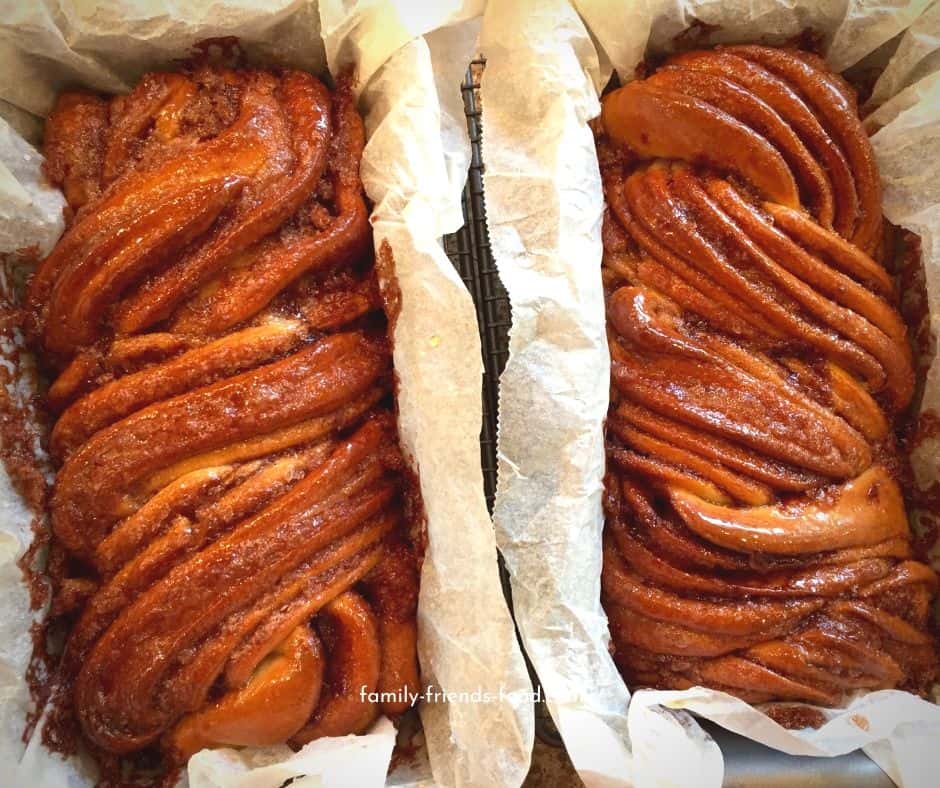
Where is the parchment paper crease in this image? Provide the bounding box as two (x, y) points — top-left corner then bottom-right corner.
(0, 2), (534, 786)
(482, 1), (940, 786)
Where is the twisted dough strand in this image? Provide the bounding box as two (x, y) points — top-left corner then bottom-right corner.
(598, 45), (938, 709)
(33, 65), (420, 765)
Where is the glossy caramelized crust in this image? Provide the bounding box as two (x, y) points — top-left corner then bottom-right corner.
(30, 66), (420, 766)
(598, 45), (938, 707)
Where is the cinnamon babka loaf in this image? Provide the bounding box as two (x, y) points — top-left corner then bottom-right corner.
(598, 45), (938, 707)
(28, 65), (420, 771)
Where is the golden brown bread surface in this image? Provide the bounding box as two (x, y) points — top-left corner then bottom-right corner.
(30, 65), (420, 770)
(598, 45), (938, 709)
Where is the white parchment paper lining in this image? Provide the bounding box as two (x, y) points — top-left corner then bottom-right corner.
(481, 1), (940, 786)
(0, 2), (534, 787)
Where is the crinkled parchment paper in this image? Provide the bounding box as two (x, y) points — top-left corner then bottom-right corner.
(482, 0), (940, 786)
(0, 2), (533, 786)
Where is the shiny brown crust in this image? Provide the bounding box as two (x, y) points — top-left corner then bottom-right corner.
(599, 45), (938, 708)
(31, 65), (420, 768)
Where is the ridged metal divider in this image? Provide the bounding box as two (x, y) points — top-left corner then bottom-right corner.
(441, 61), (562, 748)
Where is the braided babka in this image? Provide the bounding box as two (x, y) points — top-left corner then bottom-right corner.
(598, 45), (938, 709)
(29, 65), (420, 770)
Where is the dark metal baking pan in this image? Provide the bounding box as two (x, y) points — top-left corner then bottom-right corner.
(706, 723), (892, 788)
